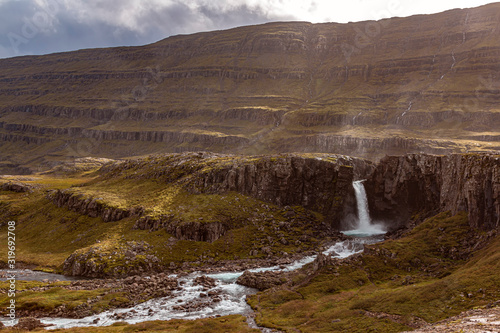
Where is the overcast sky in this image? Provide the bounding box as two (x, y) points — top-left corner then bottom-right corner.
(0, 0), (496, 59)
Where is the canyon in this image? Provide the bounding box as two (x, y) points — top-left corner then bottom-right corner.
(2, 152), (497, 279)
(0, 151), (498, 332)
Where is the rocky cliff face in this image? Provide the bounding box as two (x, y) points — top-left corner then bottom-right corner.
(49, 153), (371, 239)
(367, 154), (500, 231)
(1, 4), (500, 172)
(48, 190), (143, 222)
(188, 155), (373, 228)
(47, 152), (499, 235)
(133, 214), (228, 243)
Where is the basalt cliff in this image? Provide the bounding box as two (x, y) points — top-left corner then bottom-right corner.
(366, 153), (500, 231)
(1, 3), (500, 173)
(45, 152), (500, 249)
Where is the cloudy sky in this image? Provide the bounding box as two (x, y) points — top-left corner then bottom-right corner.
(0, 0), (496, 59)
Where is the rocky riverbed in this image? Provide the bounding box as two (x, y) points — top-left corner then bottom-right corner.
(0, 237), (380, 330)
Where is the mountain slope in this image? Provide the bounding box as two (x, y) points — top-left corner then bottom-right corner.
(0, 3), (500, 172)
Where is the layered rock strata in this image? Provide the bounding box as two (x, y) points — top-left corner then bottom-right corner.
(1, 4), (500, 171)
(367, 154), (500, 230)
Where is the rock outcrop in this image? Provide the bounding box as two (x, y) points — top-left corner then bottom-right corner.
(133, 215), (227, 242)
(0, 181), (35, 192)
(189, 155), (372, 228)
(236, 270), (288, 290)
(63, 241), (161, 277)
(13, 318), (48, 331)
(367, 154), (500, 230)
(48, 189), (143, 222)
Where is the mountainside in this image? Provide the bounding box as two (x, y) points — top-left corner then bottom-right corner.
(1, 3), (500, 173)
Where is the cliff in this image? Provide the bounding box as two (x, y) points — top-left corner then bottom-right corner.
(367, 153), (500, 230)
(1, 3), (500, 172)
(48, 190), (144, 222)
(2, 151), (498, 281)
(47, 152), (499, 235)
(187, 155), (365, 226)
(49, 153), (371, 242)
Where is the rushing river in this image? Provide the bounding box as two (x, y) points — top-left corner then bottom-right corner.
(3, 180), (385, 329)
(16, 236), (380, 330)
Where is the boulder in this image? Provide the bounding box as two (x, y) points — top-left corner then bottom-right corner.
(236, 270), (287, 290)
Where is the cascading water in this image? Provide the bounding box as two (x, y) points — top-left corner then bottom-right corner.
(0, 181), (387, 330)
(343, 180), (386, 237)
(2, 237), (381, 330)
(353, 180), (371, 230)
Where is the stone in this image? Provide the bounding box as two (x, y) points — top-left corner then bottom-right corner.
(14, 318), (48, 331)
(236, 270), (288, 290)
(367, 154), (500, 231)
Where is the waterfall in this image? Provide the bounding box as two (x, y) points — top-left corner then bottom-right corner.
(353, 180), (371, 230)
(343, 180), (386, 237)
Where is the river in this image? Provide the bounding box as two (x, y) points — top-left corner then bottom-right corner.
(22, 236), (381, 330)
(3, 180), (384, 329)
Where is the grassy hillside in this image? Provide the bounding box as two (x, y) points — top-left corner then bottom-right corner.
(248, 212), (500, 332)
(0, 155), (339, 276)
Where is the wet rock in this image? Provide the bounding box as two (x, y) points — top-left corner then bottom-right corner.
(312, 252), (328, 272)
(14, 318), (49, 331)
(193, 275), (217, 288)
(21, 273), (178, 319)
(236, 270), (288, 290)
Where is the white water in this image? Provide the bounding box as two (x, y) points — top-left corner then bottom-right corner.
(1, 181), (387, 330)
(1, 237), (381, 330)
(343, 180), (386, 237)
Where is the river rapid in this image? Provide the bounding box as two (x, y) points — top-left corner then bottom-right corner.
(15, 236), (379, 330)
(3, 180), (384, 329)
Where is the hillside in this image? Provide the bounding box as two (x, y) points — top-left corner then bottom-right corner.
(0, 3), (500, 173)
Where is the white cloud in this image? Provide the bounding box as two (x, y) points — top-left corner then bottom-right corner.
(0, 0), (497, 58)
